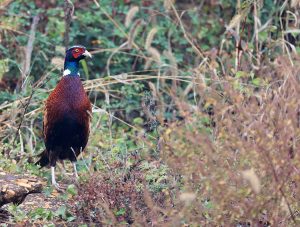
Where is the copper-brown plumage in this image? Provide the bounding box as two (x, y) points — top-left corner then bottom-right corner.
(36, 45), (92, 188)
(38, 76), (92, 166)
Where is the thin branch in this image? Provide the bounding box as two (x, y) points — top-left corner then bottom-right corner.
(253, 0), (260, 66)
(19, 15), (39, 89)
(263, 149), (296, 224)
(64, 0), (74, 50)
(168, 0), (205, 60)
(12, 91), (34, 147)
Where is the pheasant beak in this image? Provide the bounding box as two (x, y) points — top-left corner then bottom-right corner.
(83, 50), (92, 58)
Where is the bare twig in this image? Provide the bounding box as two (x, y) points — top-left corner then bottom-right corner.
(263, 149), (296, 224)
(253, 0), (260, 66)
(19, 15), (39, 89)
(11, 70), (53, 150)
(168, 0), (205, 60)
(235, 0), (241, 71)
(93, 0), (146, 59)
(64, 0), (74, 50)
(12, 91), (34, 147)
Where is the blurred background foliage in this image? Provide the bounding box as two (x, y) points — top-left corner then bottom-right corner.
(1, 0), (300, 225)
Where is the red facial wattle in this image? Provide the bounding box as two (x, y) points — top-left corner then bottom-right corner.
(72, 49), (83, 58)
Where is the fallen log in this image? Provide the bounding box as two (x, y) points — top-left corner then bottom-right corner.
(0, 171), (44, 207)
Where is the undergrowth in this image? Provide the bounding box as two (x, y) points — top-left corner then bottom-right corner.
(1, 0), (300, 226)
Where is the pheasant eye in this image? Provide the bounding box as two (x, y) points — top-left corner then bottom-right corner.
(75, 49), (79, 53)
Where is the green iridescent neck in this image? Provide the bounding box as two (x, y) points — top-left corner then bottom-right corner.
(63, 61), (79, 76)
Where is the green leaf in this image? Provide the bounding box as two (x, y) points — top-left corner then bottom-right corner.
(133, 117), (144, 125)
(252, 78), (262, 86)
(258, 31), (268, 42)
(67, 184), (78, 196)
(114, 207), (126, 216)
(0, 59), (9, 80)
(55, 205), (66, 219)
(235, 71), (247, 78)
(80, 60), (89, 80)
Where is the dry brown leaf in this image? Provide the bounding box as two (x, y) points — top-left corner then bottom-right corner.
(242, 168), (261, 193)
(179, 192), (196, 203)
(51, 190), (60, 197)
(280, 197), (289, 214)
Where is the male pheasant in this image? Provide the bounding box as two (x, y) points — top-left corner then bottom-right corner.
(36, 45), (92, 189)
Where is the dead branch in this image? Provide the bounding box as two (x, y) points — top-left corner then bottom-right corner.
(64, 0), (74, 50)
(19, 15), (39, 89)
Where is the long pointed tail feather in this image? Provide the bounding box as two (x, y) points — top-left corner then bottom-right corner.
(35, 150), (49, 168)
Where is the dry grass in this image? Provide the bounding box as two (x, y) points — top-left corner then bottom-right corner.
(158, 54), (300, 225)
